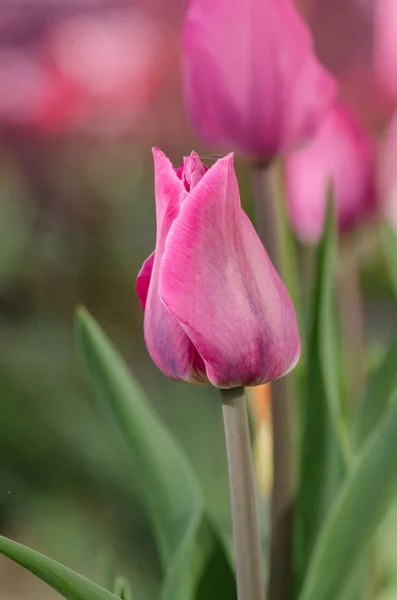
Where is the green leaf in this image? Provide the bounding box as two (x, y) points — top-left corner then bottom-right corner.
(295, 198), (348, 596)
(195, 532), (237, 600)
(75, 308), (211, 600)
(114, 577), (133, 600)
(352, 331), (397, 449)
(299, 392), (397, 600)
(0, 535), (119, 600)
(381, 224), (397, 300)
(274, 159), (302, 325)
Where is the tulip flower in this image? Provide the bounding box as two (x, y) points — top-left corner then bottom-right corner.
(285, 103), (375, 244)
(182, 0), (337, 160)
(47, 10), (163, 136)
(136, 149), (300, 388)
(374, 0), (397, 104)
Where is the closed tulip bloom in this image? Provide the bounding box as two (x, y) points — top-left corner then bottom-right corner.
(182, 0), (337, 160)
(136, 149), (300, 388)
(285, 103), (375, 244)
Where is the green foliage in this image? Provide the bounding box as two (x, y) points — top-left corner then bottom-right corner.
(295, 199), (348, 596)
(0, 535), (119, 600)
(381, 224), (397, 300)
(114, 577), (133, 600)
(352, 331), (397, 449)
(300, 393), (397, 600)
(75, 308), (215, 600)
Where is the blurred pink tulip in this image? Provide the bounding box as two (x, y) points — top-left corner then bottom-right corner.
(285, 102), (375, 244)
(296, 0), (393, 132)
(0, 49), (79, 130)
(182, 0), (337, 160)
(47, 10), (163, 135)
(374, 0), (397, 108)
(136, 149), (301, 387)
(378, 112), (397, 230)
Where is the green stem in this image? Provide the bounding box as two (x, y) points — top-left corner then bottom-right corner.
(252, 162), (295, 600)
(220, 387), (266, 600)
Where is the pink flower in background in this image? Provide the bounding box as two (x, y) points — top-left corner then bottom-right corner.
(182, 0), (337, 160)
(285, 103), (375, 244)
(374, 0), (397, 109)
(296, 0), (393, 132)
(0, 49), (79, 130)
(47, 10), (163, 135)
(378, 113), (397, 230)
(136, 149), (300, 388)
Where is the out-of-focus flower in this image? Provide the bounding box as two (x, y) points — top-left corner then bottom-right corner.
(285, 103), (375, 244)
(182, 0), (337, 160)
(378, 112), (397, 231)
(374, 0), (397, 109)
(136, 149), (301, 388)
(296, 0), (391, 132)
(47, 10), (163, 136)
(248, 384), (273, 497)
(0, 49), (78, 130)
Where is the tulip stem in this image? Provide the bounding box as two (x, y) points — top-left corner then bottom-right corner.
(220, 387), (266, 600)
(252, 162), (295, 600)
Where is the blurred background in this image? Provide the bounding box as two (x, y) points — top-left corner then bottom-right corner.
(0, 1), (235, 598)
(0, 1), (397, 599)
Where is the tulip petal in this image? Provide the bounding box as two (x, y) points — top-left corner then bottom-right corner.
(159, 153), (300, 388)
(136, 251), (155, 310)
(140, 149), (207, 383)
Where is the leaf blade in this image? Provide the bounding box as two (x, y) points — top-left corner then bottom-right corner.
(352, 331), (397, 448)
(300, 393), (397, 600)
(381, 224), (397, 300)
(75, 308), (210, 600)
(295, 198), (348, 595)
(0, 535), (119, 600)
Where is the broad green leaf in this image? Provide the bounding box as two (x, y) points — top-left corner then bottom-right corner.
(300, 392), (397, 600)
(352, 331), (397, 449)
(114, 577), (133, 600)
(0, 535), (119, 600)
(295, 199), (348, 596)
(381, 224), (397, 299)
(75, 309), (211, 600)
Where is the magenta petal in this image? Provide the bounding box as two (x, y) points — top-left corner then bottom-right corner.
(136, 251), (155, 310)
(140, 148), (207, 383)
(159, 153), (300, 388)
(182, 152), (208, 190)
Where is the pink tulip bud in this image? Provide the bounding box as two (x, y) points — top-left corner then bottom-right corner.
(182, 0), (337, 160)
(285, 103), (375, 244)
(136, 149), (301, 388)
(378, 112), (397, 231)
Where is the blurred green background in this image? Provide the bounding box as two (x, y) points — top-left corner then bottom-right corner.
(0, 2), (397, 600)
